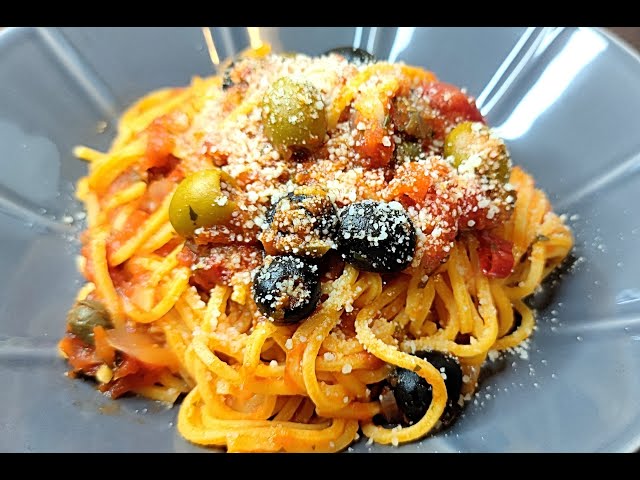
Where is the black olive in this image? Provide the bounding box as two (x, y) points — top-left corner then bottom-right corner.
(389, 367), (433, 425)
(66, 299), (113, 345)
(323, 47), (377, 65)
(222, 61), (235, 90)
(385, 351), (463, 427)
(262, 189), (338, 258)
(252, 255), (321, 325)
(417, 350), (463, 428)
(337, 200), (416, 273)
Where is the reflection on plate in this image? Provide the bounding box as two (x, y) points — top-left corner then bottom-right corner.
(1, 27), (640, 453)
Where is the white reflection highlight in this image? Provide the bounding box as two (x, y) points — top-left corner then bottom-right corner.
(495, 28), (607, 141)
(388, 27), (416, 63)
(616, 289), (640, 306)
(366, 27), (378, 54)
(352, 27), (364, 49)
(201, 27), (220, 66)
(476, 27), (537, 109)
(247, 27), (263, 50)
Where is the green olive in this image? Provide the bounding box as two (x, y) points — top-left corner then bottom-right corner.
(169, 169), (237, 237)
(444, 121), (511, 184)
(394, 141), (423, 163)
(261, 77), (327, 158)
(67, 299), (113, 345)
(444, 121), (475, 168)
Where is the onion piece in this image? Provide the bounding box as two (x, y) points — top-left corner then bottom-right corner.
(105, 328), (179, 371)
(379, 386), (403, 424)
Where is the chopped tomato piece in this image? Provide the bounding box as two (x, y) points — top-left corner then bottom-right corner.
(59, 335), (101, 372)
(386, 161), (435, 205)
(352, 113), (394, 168)
(423, 81), (484, 142)
(101, 356), (165, 399)
(60, 332), (175, 400)
(177, 244), (197, 268)
(112, 355), (141, 381)
(475, 231), (515, 279)
(187, 245), (263, 289)
(93, 326), (116, 365)
(145, 116), (176, 171)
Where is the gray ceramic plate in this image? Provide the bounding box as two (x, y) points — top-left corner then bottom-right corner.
(1, 27), (639, 453)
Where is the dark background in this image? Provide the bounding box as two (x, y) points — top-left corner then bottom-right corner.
(607, 27), (640, 51)
(0, 27), (638, 52)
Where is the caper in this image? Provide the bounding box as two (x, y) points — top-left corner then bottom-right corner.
(394, 141), (423, 163)
(391, 96), (432, 140)
(444, 121), (511, 185)
(67, 299), (113, 345)
(169, 169), (237, 237)
(261, 77), (327, 158)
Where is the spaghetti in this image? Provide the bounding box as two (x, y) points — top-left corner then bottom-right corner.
(59, 45), (573, 453)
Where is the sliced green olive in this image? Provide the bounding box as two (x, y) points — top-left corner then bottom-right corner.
(444, 121), (511, 184)
(444, 121), (474, 168)
(261, 77), (327, 158)
(67, 299), (113, 345)
(169, 169), (236, 237)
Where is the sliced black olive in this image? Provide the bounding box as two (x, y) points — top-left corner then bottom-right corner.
(337, 200), (416, 273)
(389, 367), (432, 425)
(323, 47), (377, 65)
(222, 61), (235, 90)
(262, 187), (338, 258)
(252, 255), (321, 325)
(384, 350), (463, 428)
(66, 299), (113, 345)
(418, 350), (463, 428)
